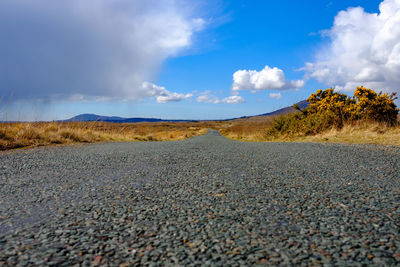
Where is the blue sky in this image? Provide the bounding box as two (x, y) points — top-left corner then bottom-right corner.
(2, 0), (399, 121)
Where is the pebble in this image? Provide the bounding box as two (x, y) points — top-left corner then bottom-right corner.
(0, 130), (399, 265)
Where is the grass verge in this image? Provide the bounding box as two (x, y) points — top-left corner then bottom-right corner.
(218, 117), (274, 142)
(1, 117), (399, 151)
(219, 119), (400, 146)
(0, 121), (209, 151)
(294, 121), (400, 146)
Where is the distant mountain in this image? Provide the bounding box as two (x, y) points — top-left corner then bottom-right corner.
(63, 101), (309, 123)
(65, 114), (165, 123)
(257, 100), (308, 116)
(230, 100), (309, 120)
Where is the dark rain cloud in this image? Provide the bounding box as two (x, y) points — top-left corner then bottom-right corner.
(0, 0), (204, 101)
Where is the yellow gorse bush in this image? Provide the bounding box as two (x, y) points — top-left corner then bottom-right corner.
(306, 86), (398, 126)
(306, 88), (358, 127)
(353, 86), (398, 124)
(268, 86), (399, 137)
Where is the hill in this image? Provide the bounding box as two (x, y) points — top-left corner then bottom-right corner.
(230, 100), (309, 122)
(65, 101), (308, 123)
(257, 100), (308, 116)
(66, 114), (167, 123)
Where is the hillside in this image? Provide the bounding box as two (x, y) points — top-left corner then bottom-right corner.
(65, 114), (164, 123)
(258, 100), (308, 116)
(66, 101), (309, 123)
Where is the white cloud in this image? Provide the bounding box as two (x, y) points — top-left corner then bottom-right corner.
(269, 92), (282, 99)
(0, 0), (206, 101)
(141, 82), (192, 103)
(221, 95), (245, 104)
(196, 91), (245, 104)
(304, 0), (400, 93)
(232, 65), (305, 92)
(197, 92), (220, 104)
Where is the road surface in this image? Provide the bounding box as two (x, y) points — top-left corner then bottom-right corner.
(0, 130), (399, 265)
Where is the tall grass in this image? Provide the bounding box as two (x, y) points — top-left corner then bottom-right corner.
(298, 120), (400, 146)
(219, 117), (274, 141)
(0, 121), (209, 150)
(219, 114), (400, 146)
(1, 113), (399, 151)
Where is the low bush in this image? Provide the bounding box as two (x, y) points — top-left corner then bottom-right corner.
(268, 86), (399, 137)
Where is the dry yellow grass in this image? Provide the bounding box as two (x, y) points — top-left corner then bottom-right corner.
(219, 118), (274, 141)
(0, 121), (209, 150)
(1, 116), (399, 151)
(219, 119), (400, 146)
(296, 121), (400, 146)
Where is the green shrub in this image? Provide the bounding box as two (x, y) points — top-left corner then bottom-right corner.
(267, 111), (336, 137)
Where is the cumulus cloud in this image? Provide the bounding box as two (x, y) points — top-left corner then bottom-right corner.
(232, 65), (305, 92)
(141, 82), (192, 103)
(0, 0), (205, 101)
(196, 92), (220, 104)
(196, 91), (245, 104)
(269, 93), (282, 99)
(221, 95), (245, 104)
(304, 0), (400, 93)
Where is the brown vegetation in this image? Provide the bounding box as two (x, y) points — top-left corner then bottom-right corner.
(220, 118), (400, 146)
(297, 120), (400, 146)
(218, 117), (275, 141)
(1, 115), (399, 151)
(0, 121), (210, 150)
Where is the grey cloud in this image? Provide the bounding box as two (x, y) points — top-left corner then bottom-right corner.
(0, 0), (204, 101)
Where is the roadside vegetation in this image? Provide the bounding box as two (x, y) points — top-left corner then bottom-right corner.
(1, 86), (399, 150)
(222, 86), (400, 146)
(268, 86), (398, 136)
(218, 117), (275, 142)
(0, 122), (210, 150)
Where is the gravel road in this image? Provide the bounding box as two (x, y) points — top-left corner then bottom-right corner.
(0, 130), (399, 266)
